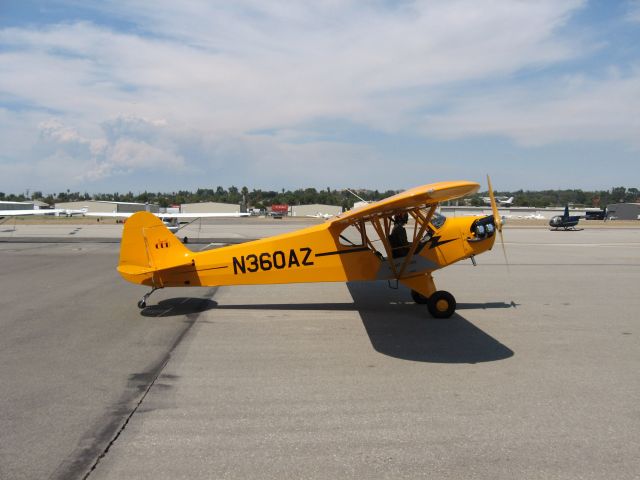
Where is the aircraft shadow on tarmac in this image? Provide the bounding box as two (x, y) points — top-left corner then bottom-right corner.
(140, 297), (218, 317)
(346, 282), (514, 364)
(181, 281), (515, 364)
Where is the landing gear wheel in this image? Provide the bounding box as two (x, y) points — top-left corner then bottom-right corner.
(427, 290), (456, 318)
(411, 289), (429, 304)
(137, 287), (159, 309)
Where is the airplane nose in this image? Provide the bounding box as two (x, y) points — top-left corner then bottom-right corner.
(470, 215), (496, 241)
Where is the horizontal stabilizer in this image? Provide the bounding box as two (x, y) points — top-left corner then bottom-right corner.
(117, 264), (156, 276)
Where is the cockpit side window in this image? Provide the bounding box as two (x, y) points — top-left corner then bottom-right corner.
(338, 224), (365, 247)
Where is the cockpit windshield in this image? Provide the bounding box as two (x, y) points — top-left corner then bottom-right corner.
(430, 212), (447, 229)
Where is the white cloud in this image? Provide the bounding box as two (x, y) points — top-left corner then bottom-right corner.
(420, 70), (640, 148)
(210, 132), (384, 187)
(106, 138), (184, 170)
(3, 0), (638, 190)
(0, 1), (586, 131)
(37, 116), (186, 181)
(39, 119), (87, 144)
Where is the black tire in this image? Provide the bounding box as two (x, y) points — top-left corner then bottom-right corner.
(137, 300), (146, 309)
(411, 289), (429, 304)
(427, 291), (456, 318)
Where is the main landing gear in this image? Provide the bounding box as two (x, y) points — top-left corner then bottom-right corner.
(411, 289), (456, 318)
(137, 287), (159, 309)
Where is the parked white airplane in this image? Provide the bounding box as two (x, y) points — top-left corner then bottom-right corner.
(306, 212), (334, 219)
(1, 207), (248, 233)
(0, 208), (64, 217)
(482, 196), (514, 206)
(1, 203), (87, 217)
(85, 211), (248, 219)
(85, 211), (250, 233)
(58, 207), (88, 217)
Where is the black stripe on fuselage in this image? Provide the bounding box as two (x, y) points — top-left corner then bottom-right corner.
(316, 247), (371, 257)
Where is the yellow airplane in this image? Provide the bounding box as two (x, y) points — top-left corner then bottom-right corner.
(118, 177), (505, 317)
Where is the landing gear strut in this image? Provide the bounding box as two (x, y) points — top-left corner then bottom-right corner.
(137, 287), (159, 309)
(411, 289), (429, 304)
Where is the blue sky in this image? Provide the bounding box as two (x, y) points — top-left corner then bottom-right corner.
(1, 0), (639, 194)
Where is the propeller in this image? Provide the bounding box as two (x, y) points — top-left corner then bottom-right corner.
(487, 175), (509, 270)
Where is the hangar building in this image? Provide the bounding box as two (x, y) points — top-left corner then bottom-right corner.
(0, 201), (35, 211)
(180, 202), (243, 214)
(606, 203), (640, 220)
(55, 201), (159, 214)
(291, 204), (343, 217)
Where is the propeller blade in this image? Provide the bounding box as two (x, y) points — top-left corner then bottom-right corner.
(487, 175), (509, 271)
(498, 228), (509, 272)
(487, 174), (501, 232)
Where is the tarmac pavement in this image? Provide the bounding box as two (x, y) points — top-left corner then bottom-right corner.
(1, 224), (639, 479)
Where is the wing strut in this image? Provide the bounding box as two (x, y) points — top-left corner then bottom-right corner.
(354, 220), (379, 254)
(359, 203), (439, 280)
(397, 205), (437, 279)
(410, 204), (437, 240)
(370, 217), (399, 278)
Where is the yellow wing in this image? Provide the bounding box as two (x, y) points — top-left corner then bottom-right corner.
(331, 180), (480, 224)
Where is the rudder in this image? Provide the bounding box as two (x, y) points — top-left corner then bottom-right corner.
(118, 212), (192, 284)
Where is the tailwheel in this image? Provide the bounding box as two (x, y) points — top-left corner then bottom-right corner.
(137, 287), (158, 309)
(427, 290), (456, 318)
(411, 289), (429, 304)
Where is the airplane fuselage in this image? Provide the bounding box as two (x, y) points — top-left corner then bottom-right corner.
(118, 213), (497, 289)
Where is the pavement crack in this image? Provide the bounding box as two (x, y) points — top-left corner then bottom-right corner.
(83, 289), (218, 479)
(50, 288), (218, 480)
(82, 353), (170, 480)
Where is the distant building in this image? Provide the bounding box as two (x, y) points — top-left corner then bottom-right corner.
(606, 203), (640, 220)
(291, 204), (343, 217)
(180, 202), (243, 214)
(0, 201), (34, 211)
(55, 200), (159, 214)
(110, 201), (159, 214)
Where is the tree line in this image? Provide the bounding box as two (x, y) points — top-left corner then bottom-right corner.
(1, 186), (638, 209)
(468, 187), (639, 208)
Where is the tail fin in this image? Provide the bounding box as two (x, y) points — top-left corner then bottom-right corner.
(118, 212), (192, 283)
